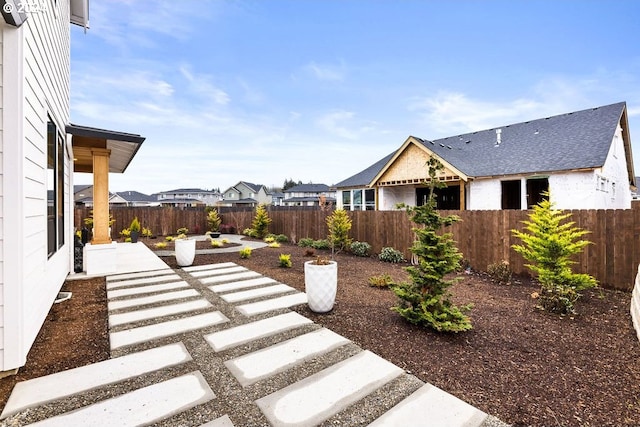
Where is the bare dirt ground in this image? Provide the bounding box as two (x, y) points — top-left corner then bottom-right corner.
(1, 239), (639, 427)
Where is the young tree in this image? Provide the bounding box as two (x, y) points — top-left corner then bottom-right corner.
(326, 208), (352, 255)
(391, 158), (472, 332)
(512, 196), (597, 314)
(251, 204), (272, 238)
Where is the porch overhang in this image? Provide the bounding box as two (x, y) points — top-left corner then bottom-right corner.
(66, 123), (145, 173)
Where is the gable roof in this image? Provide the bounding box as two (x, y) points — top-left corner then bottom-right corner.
(159, 188), (218, 195)
(114, 191), (156, 203)
(421, 102), (629, 178)
(336, 102), (634, 188)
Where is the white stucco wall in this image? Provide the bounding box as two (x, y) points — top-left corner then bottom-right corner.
(1, 2), (73, 372)
(467, 179), (502, 210)
(378, 186), (416, 210)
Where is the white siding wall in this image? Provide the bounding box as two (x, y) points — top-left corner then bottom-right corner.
(548, 171), (599, 209)
(599, 125), (631, 209)
(468, 179), (502, 210)
(0, 2), (72, 371)
(378, 186), (415, 210)
(0, 25), (4, 368)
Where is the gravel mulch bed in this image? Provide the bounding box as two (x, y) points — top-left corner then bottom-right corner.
(1, 240), (638, 427)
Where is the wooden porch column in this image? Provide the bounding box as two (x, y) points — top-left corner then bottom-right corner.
(459, 181), (465, 210)
(91, 148), (111, 244)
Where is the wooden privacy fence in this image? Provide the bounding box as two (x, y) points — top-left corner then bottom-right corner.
(74, 204), (640, 291)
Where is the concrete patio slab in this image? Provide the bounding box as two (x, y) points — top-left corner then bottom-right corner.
(256, 350), (404, 427)
(236, 293), (308, 316)
(26, 372), (214, 427)
(1, 343), (192, 419)
(205, 312), (313, 352)
(199, 271), (262, 285)
(109, 299), (213, 327)
(106, 274), (182, 290)
(108, 289), (201, 311)
(110, 312), (229, 350)
(107, 281), (189, 299)
(189, 266), (248, 278)
(368, 383), (488, 427)
(106, 268), (175, 282)
(225, 328), (350, 386)
(220, 284), (296, 303)
(208, 277), (277, 293)
(182, 262), (238, 272)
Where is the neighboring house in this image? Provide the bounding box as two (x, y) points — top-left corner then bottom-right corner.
(270, 191), (285, 206)
(111, 191), (159, 207)
(0, 2), (145, 375)
(74, 184), (94, 206)
(156, 188), (222, 206)
(221, 181), (271, 207)
(283, 184), (336, 207)
(336, 102), (635, 211)
(158, 198), (206, 208)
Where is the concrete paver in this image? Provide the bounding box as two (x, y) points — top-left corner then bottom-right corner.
(200, 271), (262, 285)
(106, 274), (182, 289)
(110, 312), (229, 350)
(1, 343), (191, 418)
(256, 350), (404, 427)
(109, 299), (213, 327)
(220, 284), (296, 303)
(107, 289), (200, 311)
(236, 293), (308, 316)
(208, 276), (277, 293)
(189, 266), (248, 278)
(26, 372), (214, 427)
(107, 280), (189, 298)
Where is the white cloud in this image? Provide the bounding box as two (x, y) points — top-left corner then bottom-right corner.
(305, 61), (347, 82)
(179, 66), (230, 105)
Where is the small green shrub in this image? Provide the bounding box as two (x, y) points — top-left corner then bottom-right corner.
(351, 241), (372, 257)
(251, 204), (272, 238)
(268, 242), (281, 248)
(129, 217), (141, 233)
(311, 239), (330, 250)
(165, 236), (174, 242)
(379, 247), (405, 263)
(206, 209), (221, 232)
(368, 274), (394, 288)
(264, 236), (275, 243)
(327, 209), (352, 252)
(279, 253), (292, 268)
(120, 228), (131, 238)
(298, 237), (315, 247)
(239, 247), (252, 259)
(177, 227), (188, 235)
(275, 234), (289, 243)
(487, 260), (512, 285)
(124, 237), (132, 243)
(142, 227), (153, 238)
(211, 240), (222, 248)
(154, 242), (167, 249)
(221, 238), (229, 244)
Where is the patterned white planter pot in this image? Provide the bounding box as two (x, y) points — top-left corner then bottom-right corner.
(304, 260), (337, 313)
(175, 238), (196, 267)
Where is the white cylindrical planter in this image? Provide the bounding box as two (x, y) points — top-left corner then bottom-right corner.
(304, 260), (337, 313)
(175, 238), (196, 267)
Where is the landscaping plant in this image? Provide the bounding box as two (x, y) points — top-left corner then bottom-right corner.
(368, 274), (394, 288)
(251, 204), (272, 238)
(239, 247), (252, 259)
(378, 247), (405, 263)
(351, 241), (372, 257)
(206, 209), (222, 232)
(278, 254), (292, 268)
(326, 208), (352, 255)
(487, 260), (512, 285)
(391, 157), (472, 333)
(511, 195), (597, 314)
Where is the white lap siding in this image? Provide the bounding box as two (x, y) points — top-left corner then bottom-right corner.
(1, 2), (72, 372)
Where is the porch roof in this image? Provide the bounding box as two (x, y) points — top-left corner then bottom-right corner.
(67, 123), (145, 173)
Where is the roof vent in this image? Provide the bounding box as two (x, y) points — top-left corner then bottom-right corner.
(495, 128), (502, 147)
(446, 145), (452, 149)
(439, 143), (445, 148)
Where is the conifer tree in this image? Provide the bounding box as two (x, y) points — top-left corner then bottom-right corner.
(512, 196), (597, 314)
(251, 204), (272, 238)
(391, 158), (472, 332)
(326, 209), (352, 255)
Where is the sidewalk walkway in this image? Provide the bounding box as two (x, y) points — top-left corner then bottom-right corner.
(1, 245), (509, 426)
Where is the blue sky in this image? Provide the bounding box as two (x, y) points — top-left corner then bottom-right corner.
(70, 0), (640, 195)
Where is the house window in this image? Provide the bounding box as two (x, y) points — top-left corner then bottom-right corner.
(47, 118), (65, 257)
(526, 178), (549, 208)
(353, 190), (363, 210)
(417, 185), (460, 210)
(501, 180), (521, 210)
(365, 189), (375, 210)
(342, 191), (351, 210)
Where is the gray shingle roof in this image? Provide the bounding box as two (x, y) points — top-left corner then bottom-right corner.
(422, 102), (626, 178)
(115, 191), (156, 202)
(335, 152), (395, 188)
(285, 183), (331, 193)
(335, 102), (627, 188)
